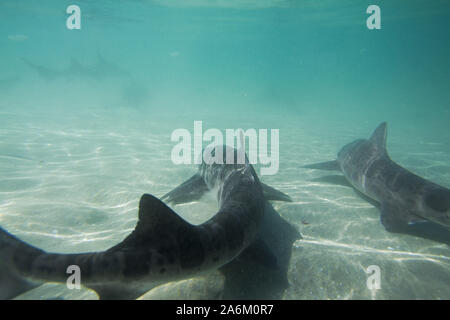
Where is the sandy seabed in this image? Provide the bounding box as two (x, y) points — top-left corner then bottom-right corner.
(1, 103), (449, 300)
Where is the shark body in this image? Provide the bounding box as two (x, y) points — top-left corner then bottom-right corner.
(22, 53), (129, 81)
(0, 145), (299, 299)
(303, 122), (450, 243)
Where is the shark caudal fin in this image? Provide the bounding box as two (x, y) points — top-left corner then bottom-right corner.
(369, 122), (388, 152)
(0, 227), (42, 299)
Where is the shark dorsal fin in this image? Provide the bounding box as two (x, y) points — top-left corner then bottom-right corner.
(137, 194), (189, 231)
(369, 122), (388, 151)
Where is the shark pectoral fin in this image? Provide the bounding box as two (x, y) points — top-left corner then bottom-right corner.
(380, 203), (408, 232)
(403, 221), (450, 245)
(218, 237), (283, 300)
(160, 174), (209, 205)
(235, 238), (278, 270)
(218, 203), (299, 300)
(381, 202), (432, 232)
(380, 203), (450, 244)
(302, 160), (340, 171)
(261, 183), (292, 202)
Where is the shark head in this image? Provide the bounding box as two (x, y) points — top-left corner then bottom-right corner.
(199, 144), (254, 190)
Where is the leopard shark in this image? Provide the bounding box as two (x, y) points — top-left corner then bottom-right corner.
(0, 145), (299, 300)
(22, 53), (130, 81)
(303, 122), (450, 244)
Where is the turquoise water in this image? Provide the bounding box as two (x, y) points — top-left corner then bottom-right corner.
(1, 0), (449, 299)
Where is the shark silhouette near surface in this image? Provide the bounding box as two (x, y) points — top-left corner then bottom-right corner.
(22, 53), (130, 81)
(303, 122), (450, 244)
(0, 145), (300, 300)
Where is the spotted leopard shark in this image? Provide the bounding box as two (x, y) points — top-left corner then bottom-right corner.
(0, 145), (300, 299)
(303, 122), (450, 244)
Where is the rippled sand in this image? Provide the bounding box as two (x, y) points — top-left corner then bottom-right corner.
(1, 103), (449, 300)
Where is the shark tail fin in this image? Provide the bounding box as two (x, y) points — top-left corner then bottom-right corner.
(0, 227), (41, 299)
(369, 122), (388, 151)
(160, 174), (209, 205)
